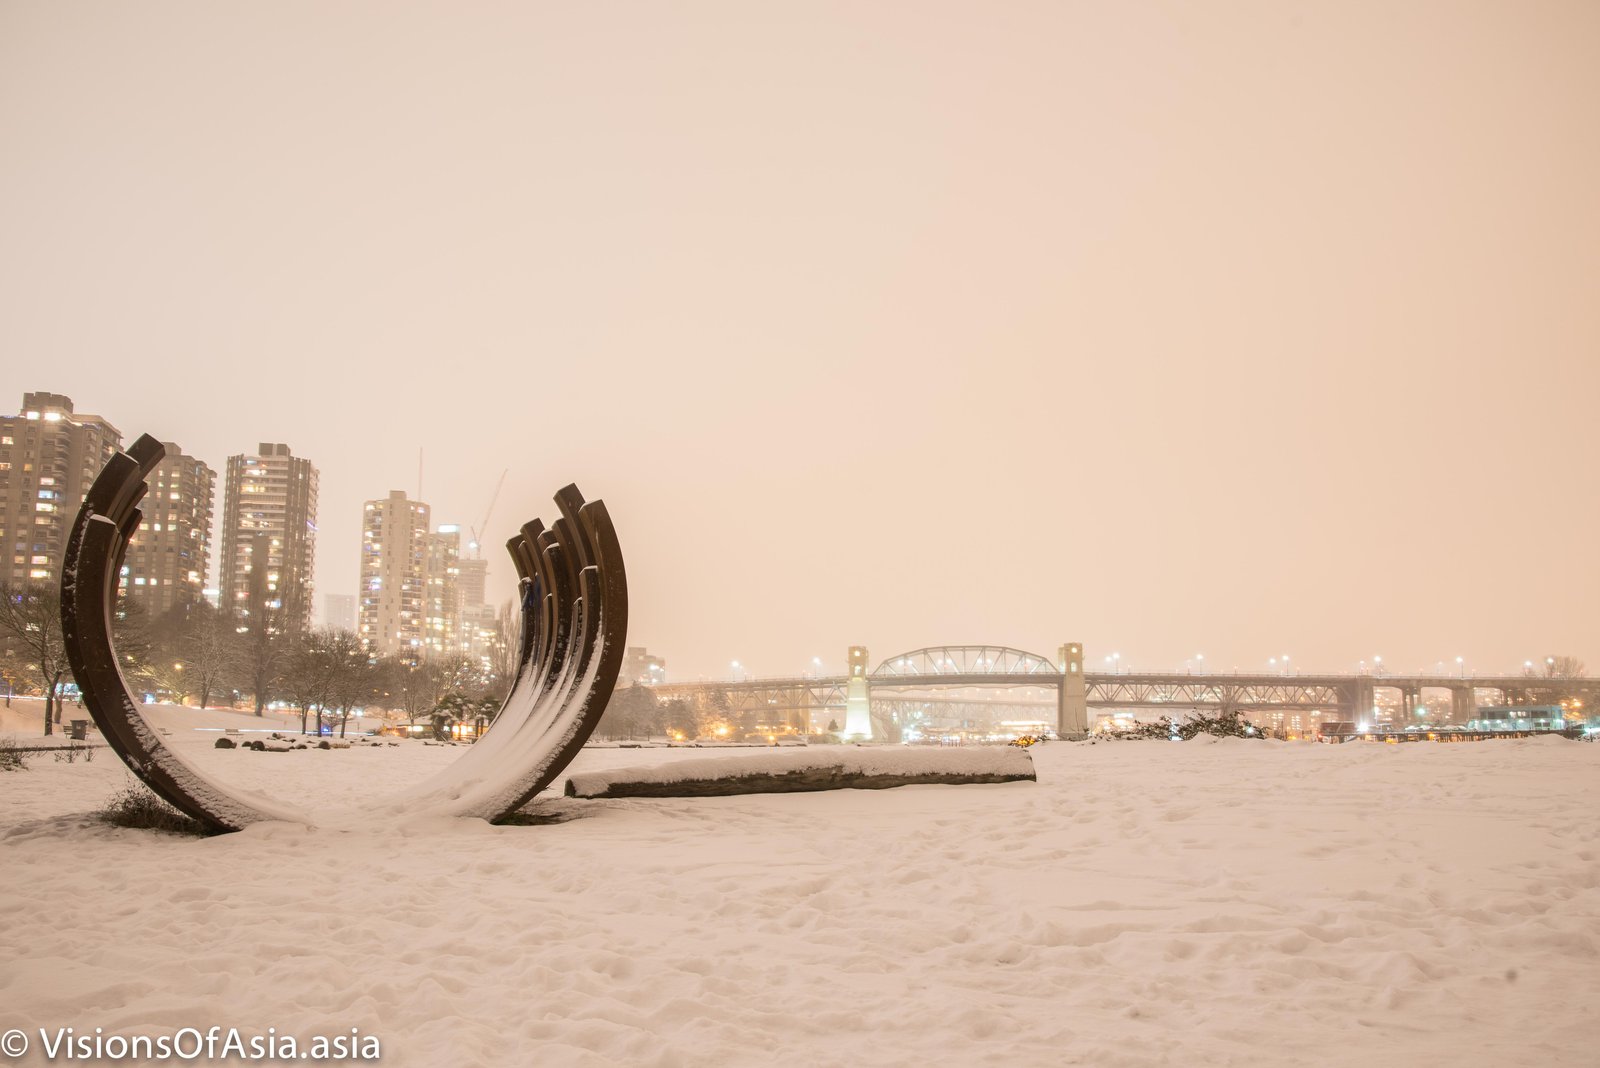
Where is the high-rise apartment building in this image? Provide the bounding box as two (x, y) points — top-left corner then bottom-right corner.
(458, 557), (487, 613)
(0, 392), (121, 588)
(358, 493), (473, 660)
(121, 443), (216, 617)
(457, 555), (498, 666)
(219, 443), (318, 634)
(623, 647), (667, 686)
(322, 593), (357, 632)
(426, 525), (463, 657)
(359, 491), (431, 657)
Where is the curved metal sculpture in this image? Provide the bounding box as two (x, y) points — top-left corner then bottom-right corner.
(60, 435), (627, 833)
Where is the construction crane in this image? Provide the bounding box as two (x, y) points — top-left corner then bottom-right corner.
(468, 469), (509, 560)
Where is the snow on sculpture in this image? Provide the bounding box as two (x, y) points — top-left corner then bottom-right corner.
(59, 434), (628, 833)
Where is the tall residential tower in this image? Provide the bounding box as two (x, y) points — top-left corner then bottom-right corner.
(359, 490), (431, 657)
(121, 443), (216, 617)
(358, 492), (469, 660)
(219, 443), (318, 634)
(0, 392), (121, 588)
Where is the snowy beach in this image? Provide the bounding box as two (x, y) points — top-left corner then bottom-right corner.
(1, 710), (1595, 1067)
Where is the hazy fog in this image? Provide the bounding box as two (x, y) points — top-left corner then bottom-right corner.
(2, 1), (1595, 678)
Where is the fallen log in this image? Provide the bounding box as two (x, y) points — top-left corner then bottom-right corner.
(565, 746), (1036, 799)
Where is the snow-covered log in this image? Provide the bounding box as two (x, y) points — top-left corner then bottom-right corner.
(565, 746), (1036, 798)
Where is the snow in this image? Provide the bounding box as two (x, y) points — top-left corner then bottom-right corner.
(1, 731), (1596, 1067)
(567, 745), (1035, 796)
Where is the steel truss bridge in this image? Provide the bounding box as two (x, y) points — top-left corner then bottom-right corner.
(648, 644), (1599, 738)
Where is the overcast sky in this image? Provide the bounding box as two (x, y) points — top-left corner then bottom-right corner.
(2, 1), (1595, 680)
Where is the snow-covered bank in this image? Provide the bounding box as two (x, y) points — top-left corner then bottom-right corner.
(1, 737), (1595, 1067)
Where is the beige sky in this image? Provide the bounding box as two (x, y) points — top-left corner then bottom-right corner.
(2, 0), (1596, 679)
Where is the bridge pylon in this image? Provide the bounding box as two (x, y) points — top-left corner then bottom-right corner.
(1058, 642), (1088, 738)
(843, 645), (873, 740)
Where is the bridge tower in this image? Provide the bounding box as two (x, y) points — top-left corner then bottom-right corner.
(1058, 642), (1088, 738)
(843, 645), (873, 740)
(1351, 678), (1376, 726)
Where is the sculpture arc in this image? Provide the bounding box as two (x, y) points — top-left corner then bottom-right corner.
(59, 435), (629, 833)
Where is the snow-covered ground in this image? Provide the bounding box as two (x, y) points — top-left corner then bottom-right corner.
(1, 719), (1595, 1067)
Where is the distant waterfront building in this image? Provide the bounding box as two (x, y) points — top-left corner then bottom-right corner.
(622, 647), (667, 686)
(322, 592), (357, 632)
(121, 443), (216, 617)
(0, 391), (121, 588)
(219, 443), (318, 634)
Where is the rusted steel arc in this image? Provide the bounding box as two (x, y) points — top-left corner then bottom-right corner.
(513, 499), (628, 804)
(431, 493), (626, 818)
(385, 487), (609, 818)
(59, 434), (629, 831)
(60, 437), (294, 833)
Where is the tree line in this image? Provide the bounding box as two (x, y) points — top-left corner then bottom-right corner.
(0, 582), (513, 739)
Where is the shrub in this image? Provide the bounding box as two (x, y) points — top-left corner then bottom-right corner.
(1106, 711), (1265, 740)
(52, 740), (94, 764)
(0, 735), (27, 772)
(97, 779), (208, 836)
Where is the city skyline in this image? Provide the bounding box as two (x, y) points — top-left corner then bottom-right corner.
(3, 384), (1591, 681)
(3, 2), (1597, 680)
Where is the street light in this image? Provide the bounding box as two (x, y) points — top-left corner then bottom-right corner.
(1374, 655), (1383, 676)
(1455, 655), (1465, 679)
(731, 660), (742, 682)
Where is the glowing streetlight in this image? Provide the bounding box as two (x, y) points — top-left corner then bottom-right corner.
(1455, 655), (1465, 679)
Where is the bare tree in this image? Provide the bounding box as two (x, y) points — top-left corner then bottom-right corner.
(143, 601), (248, 709)
(0, 583), (69, 736)
(282, 630), (341, 735)
(488, 598), (520, 699)
(324, 630), (373, 738)
(595, 684), (660, 741)
(1546, 656), (1586, 679)
(110, 594), (156, 712)
(186, 605), (245, 709)
(241, 607), (289, 716)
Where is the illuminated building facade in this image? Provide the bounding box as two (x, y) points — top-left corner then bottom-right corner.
(121, 443), (215, 617)
(220, 443), (318, 634)
(0, 392), (121, 588)
(359, 491), (431, 657)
